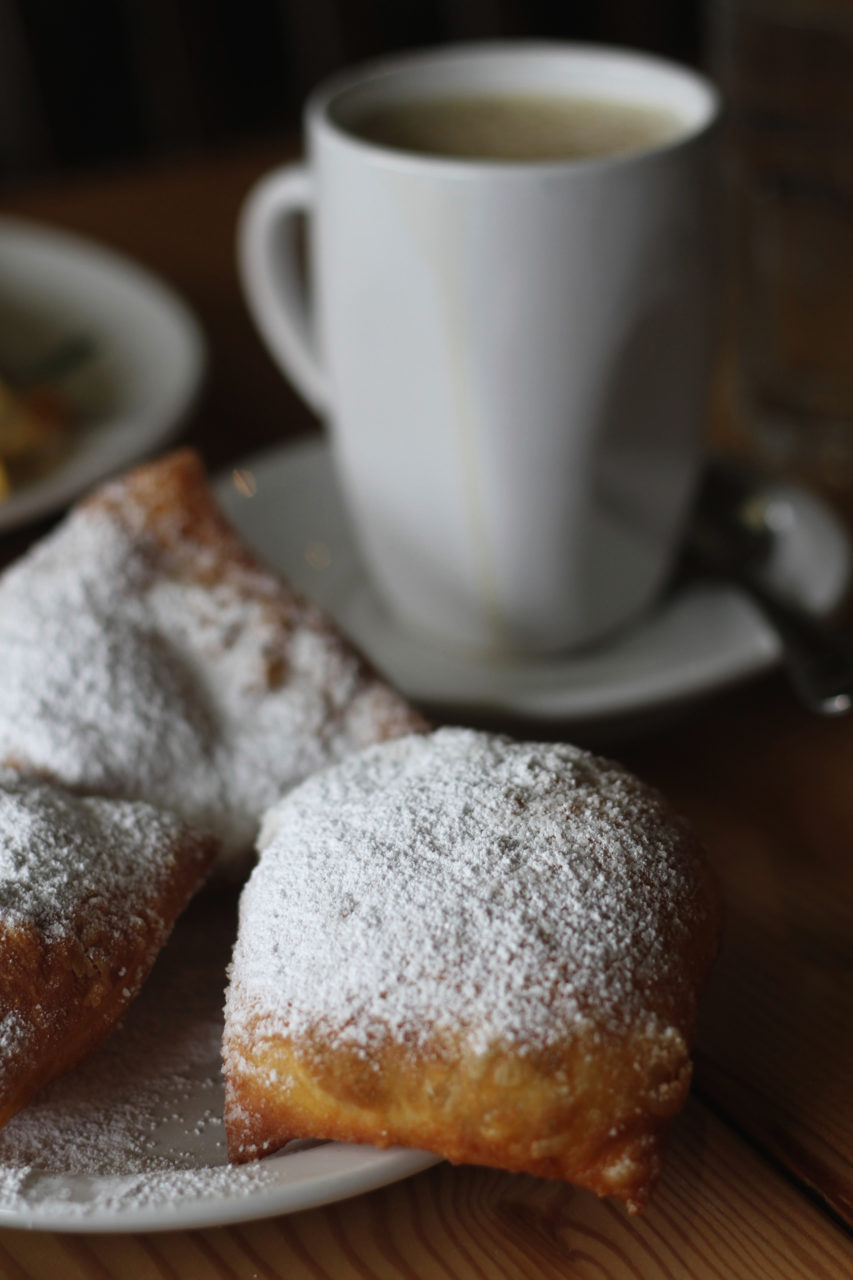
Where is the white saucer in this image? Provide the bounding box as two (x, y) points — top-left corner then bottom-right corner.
(0, 216), (205, 531)
(218, 439), (851, 728)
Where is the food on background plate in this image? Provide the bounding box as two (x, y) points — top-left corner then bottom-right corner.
(0, 380), (65, 498)
(0, 769), (215, 1131)
(223, 727), (721, 1213)
(0, 449), (427, 875)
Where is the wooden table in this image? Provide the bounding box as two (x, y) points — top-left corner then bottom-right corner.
(1, 143), (852, 1278)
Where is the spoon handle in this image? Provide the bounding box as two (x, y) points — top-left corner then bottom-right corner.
(745, 580), (853, 715)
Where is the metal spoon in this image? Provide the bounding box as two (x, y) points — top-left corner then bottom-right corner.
(686, 459), (853, 715)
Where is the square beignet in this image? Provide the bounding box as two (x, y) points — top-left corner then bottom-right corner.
(223, 728), (720, 1212)
(0, 450), (427, 874)
(0, 770), (215, 1130)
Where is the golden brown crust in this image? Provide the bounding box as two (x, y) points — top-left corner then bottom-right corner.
(0, 819), (215, 1131)
(225, 1020), (698, 1213)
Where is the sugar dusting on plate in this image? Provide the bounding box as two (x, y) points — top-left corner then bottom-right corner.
(0, 895), (290, 1220)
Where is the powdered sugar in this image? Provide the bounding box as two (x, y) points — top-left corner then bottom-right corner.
(0, 769), (196, 938)
(227, 728), (714, 1062)
(0, 469), (422, 868)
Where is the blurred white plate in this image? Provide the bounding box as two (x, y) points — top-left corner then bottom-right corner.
(0, 216), (205, 531)
(218, 438), (851, 729)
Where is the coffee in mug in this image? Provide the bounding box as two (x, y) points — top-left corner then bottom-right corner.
(347, 93), (685, 162)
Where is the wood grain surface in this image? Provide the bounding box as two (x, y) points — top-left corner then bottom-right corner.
(2, 142), (853, 1277)
(623, 682), (853, 1228)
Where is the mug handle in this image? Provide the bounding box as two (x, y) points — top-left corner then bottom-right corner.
(238, 165), (329, 414)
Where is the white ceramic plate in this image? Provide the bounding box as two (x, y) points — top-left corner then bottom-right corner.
(218, 438), (851, 729)
(0, 216), (205, 531)
(0, 897), (438, 1233)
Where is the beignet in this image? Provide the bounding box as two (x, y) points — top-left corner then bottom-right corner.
(0, 769), (215, 1130)
(0, 450), (426, 871)
(223, 728), (720, 1212)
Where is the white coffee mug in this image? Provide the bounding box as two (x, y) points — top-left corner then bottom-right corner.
(240, 44), (720, 654)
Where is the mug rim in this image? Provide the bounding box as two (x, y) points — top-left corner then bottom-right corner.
(305, 40), (721, 177)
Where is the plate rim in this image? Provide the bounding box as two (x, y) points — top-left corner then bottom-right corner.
(0, 1145), (441, 1234)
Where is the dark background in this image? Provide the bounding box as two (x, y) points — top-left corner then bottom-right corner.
(0, 0), (705, 186)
